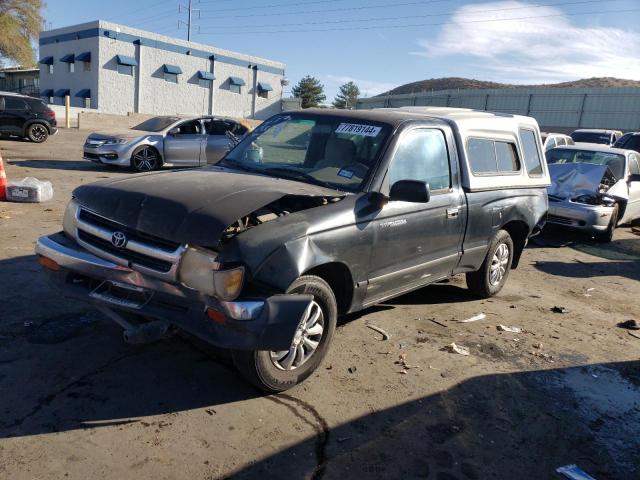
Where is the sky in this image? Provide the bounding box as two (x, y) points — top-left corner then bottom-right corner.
(42, 0), (640, 101)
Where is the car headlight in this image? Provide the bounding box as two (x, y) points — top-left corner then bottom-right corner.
(178, 246), (245, 301)
(63, 199), (79, 237)
(102, 138), (129, 145)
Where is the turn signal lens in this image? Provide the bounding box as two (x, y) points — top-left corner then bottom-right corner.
(38, 255), (60, 271)
(213, 267), (245, 302)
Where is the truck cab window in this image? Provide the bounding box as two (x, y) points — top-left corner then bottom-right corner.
(520, 128), (544, 176)
(387, 129), (450, 192)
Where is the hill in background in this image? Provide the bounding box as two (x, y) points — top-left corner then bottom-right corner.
(379, 77), (640, 96)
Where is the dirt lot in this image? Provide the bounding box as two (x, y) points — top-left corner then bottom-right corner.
(1, 130), (639, 480)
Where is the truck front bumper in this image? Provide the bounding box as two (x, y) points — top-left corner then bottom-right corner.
(35, 233), (312, 351)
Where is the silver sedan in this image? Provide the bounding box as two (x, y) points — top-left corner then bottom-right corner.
(83, 116), (251, 172)
(546, 145), (640, 242)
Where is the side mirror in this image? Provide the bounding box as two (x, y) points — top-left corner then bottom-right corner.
(389, 180), (430, 203)
(628, 173), (640, 183)
(168, 127), (179, 136)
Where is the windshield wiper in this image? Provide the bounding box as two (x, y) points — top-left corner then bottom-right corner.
(262, 167), (337, 190)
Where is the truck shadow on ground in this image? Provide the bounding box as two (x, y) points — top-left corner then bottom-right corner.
(7, 159), (115, 172)
(230, 361), (640, 480)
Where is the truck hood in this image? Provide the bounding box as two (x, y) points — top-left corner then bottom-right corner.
(72, 167), (344, 247)
(547, 163), (628, 201)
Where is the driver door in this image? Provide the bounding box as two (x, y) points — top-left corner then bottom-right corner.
(625, 153), (640, 221)
(163, 119), (206, 166)
(364, 128), (464, 304)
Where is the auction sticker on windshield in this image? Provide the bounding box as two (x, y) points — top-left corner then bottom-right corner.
(335, 123), (382, 137)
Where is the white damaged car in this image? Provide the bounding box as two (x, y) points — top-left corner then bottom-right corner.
(546, 145), (640, 241)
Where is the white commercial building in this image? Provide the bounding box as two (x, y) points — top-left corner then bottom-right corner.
(38, 20), (286, 120)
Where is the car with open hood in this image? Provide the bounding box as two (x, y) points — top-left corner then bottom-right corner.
(83, 115), (251, 172)
(36, 107), (549, 391)
(546, 144), (640, 242)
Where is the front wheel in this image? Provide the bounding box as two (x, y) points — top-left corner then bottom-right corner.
(27, 123), (49, 143)
(232, 275), (337, 392)
(466, 229), (514, 298)
(130, 146), (161, 172)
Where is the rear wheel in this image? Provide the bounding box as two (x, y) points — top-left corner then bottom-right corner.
(466, 229), (514, 298)
(27, 123), (49, 143)
(232, 275), (337, 392)
(595, 204), (618, 243)
(130, 146), (161, 172)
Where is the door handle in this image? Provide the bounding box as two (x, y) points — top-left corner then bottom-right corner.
(446, 207), (460, 218)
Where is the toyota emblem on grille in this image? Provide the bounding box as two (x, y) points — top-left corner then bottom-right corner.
(111, 231), (128, 248)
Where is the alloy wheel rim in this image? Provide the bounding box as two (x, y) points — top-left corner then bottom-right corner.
(489, 243), (510, 286)
(270, 300), (324, 371)
(133, 148), (157, 171)
(32, 125), (47, 141)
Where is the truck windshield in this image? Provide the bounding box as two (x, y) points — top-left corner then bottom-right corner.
(547, 148), (625, 180)
(132, 116), (181, 132)
(222, 114), (391, 192)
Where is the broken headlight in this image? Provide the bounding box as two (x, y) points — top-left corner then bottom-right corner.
(178, 246), (245, 301)
(62, 199), (79, 237)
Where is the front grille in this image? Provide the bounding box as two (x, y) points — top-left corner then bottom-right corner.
(547, 214), (573, 225)
(79, 209), (180, 252)
(78, 230), (173, 272)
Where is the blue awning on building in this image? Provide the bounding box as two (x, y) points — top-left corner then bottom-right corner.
(116, 55), (138, 66)
(76, 52), (91, 62)
(229, 76), (246, 86)
(39, 56), (54, 65)
(257, 82), (273, 92)
(60, 54), (75, 63)
(55, 89), (70, 97)
(198, 71), (215, 80)
(41, 89), (54, 97)
(75, 89), (91, 98)
(163, 64), (183, 75)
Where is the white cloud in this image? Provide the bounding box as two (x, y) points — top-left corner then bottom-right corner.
(413, 1), (640, 83)
(323, 74), (397, 97)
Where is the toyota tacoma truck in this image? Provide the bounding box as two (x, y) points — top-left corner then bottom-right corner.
(36, 107), (550, 392)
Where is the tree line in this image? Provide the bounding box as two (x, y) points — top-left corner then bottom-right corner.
(292, 76), (360, 109)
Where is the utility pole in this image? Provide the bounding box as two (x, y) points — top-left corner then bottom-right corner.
(179, 0), (200, 41)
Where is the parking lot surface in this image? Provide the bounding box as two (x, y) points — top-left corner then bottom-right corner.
(1, 130), (639, 479)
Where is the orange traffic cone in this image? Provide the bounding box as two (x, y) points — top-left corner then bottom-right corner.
(0, 153), (6, 201)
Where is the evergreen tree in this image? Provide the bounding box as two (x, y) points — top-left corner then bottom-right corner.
(332, 81), (360, 109)
(292, 75), (326, 108)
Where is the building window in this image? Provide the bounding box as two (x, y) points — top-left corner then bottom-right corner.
(164, 72), (178, 84)
(230, 84), (241, 94)
(258, 89), (268, 99)
(199, 78), (212, 89)
(257, 82), (273, 99)
(68, 62), (75, 73)
(117, 64), (134, 76)
(48, 96), (54, 103)
(83, 61), (91, 72)
(84, 97), (91, 108)
(48, 64), (53, 74)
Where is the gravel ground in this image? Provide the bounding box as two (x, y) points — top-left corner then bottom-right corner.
(0, 130), (639, 480)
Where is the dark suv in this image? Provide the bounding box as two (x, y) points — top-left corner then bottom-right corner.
(0, 92), (57, 143)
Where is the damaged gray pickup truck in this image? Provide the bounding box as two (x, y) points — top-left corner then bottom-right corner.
(36, 108), (550, 391)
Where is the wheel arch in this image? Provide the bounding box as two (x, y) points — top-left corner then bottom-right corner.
(500, 220), (529, 269)
(131, 143), (163, 168)
(302, 262), (354, 315)
(23, 120), (51, 136)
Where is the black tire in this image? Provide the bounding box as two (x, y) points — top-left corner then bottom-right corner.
(232, 275), (337, 393)
(595, 204), (618, 243)
(27, 123), (49, 143)
(130, 146), (161, 172)
(466, 229), (514, 299)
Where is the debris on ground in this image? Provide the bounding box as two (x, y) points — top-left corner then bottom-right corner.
(325, 364), (333, 370)
(533, 342), (543, 349)
(441, 343), (470, 356)
(428, 318), (448, 328)
(551, 306), (570, 314)
(617, 319), (639, 330)
(459, 313), (486, 323)
(628, 331), (640, 340)
(497, 324), (522, 333)
(348, 366), (357, 374)
(394, 353), (417, 372)
(556, 464), (597, 480)
(205, 408), (216, 415)
(365, 324), (391, 340)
